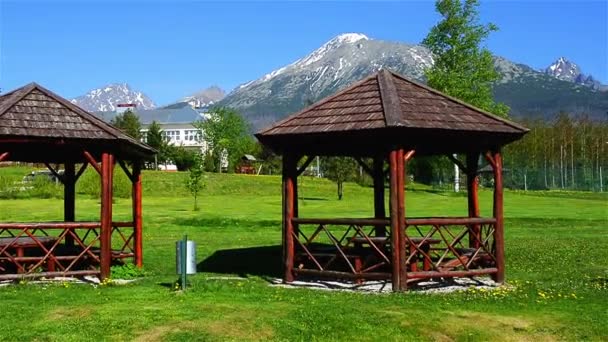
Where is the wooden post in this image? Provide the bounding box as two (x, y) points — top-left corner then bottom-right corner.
(389, 150), (401, 291)
(373, 156), (386, 236)
(64, 163), (76, 246)
(132, 162), (143, 268)
(491, 150), (505, 283)
(466, 153), (480, 248)
(0, 152), (9, 162)
(397, 149), (407, 291)
(100, 153), (114, 280)
(282, 154), (296, 283)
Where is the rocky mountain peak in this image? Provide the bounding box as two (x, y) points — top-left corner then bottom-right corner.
(71, 83), (156, 112)
(545, 57), (581, 82)
(180, 86), (226, 108)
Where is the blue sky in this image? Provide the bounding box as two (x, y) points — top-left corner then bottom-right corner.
(1, 0), (606, 105)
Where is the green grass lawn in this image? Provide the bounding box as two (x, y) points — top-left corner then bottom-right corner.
(0, 170), (607, 341)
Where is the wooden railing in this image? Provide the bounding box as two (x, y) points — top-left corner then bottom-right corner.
(290, 216), (498, 283)
(0, 221), (135, 280)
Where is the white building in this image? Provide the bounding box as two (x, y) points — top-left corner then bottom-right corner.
(137, 103), (208, 154)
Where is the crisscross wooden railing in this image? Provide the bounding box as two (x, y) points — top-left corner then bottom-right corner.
(291, 218), (392, 282)
(0, 221), (135, 280)
(404, 217), (497, 280)
(288, 217), (498, 283)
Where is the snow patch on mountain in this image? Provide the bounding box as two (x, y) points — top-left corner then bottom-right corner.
(71, 83), (156, 112)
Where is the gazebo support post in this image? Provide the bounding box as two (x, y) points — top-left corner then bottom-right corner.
(132, 162), (143, 268)
(490, 150), (505, 283)
(64, 163), (76, 246)
(100, 153), (115, 280)
(282, 154), (297, 283)
(389, 149), (404, 291)
(373, 156), (386, 236)
(466, 153), (480, 249)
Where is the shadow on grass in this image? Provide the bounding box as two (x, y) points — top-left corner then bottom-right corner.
(299, 197), (328, 201)
(173, 217), (280, 229)
(197, 245), (282, 279)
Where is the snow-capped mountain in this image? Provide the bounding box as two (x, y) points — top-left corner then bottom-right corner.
(545, 57), (581, 82)
(220, 33), (608, 130)
(544, 57), (601, 89)
(222, 33), (434, 128)
(71, 83), (156, 112)
(179, 86), (226, 108)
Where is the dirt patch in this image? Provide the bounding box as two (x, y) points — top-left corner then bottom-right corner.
(427, 311), (559, 342)
(132, 321), (199, 342)
(47, 306), (93, 321)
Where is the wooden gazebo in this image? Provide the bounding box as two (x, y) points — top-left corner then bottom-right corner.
(256, 70), (528, 291)
(0, 83), (155, 280)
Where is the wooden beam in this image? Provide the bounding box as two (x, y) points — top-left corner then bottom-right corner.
(389, 149), (401, 291)
(83, 151), (102, 175)
(466, 153), (480, 249)
(132, 162), (143, 268)
(355, 157), (374, 177)
(484, 151), (496, 170)
(118, 160), (135, 182)
(403, 150), (416, 162)
(446, 154), (468, 174)
(0, 152), (9, 162)
(397, 148), (407, 291)
(296, 155), (315, 176)
(44, 162), (65, 184)
(99, 153), (114, 280)
(75, 162), (88, 181)
(282, 154), (297, 283)
(372, 156), (386, 236)
(64, 163), (76, 246)
(491, 150), (505, 283)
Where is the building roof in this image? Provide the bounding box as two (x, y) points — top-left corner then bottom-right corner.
(137, 102), (202, 125)
(256, 70), (528, 157)
(0, 83), (155, 162)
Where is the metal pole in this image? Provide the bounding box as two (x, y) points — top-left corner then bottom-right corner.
(181, 234), (187, 290)
(453, 154), (460, 192)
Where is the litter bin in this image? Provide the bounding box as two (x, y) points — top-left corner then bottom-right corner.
(176, 239), (197, 275)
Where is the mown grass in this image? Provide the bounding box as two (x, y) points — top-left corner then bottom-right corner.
(0, 167), (607, 341)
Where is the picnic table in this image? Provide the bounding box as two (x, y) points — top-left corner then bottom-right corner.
(0, 236), (59, 272)
(349, 236), (441, 271)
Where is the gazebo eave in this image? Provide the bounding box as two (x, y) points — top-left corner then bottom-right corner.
(256, 126), (526, 158)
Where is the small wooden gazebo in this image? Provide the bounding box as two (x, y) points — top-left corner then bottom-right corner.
(256, 70), (528, 291)
(0, 83), (155, 280)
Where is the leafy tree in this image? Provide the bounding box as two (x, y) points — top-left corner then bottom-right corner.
(185, 152), (205, 211)
(145, 120), (171, 168)
(111, 109), (143, 139)
(193, 107), (252, 173)
(322, 157), (357, 200)
(146, 121), (164, 150)
(422, 0), (508, 117)
(172, 146), (197, 171)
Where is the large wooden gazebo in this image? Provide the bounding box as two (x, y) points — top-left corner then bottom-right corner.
(0, 83), (155, 280)
(256, 70), (528, 291)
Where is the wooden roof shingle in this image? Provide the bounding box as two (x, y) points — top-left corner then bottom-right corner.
(0, 83), (155, 161)
(256, 69), (528, 156)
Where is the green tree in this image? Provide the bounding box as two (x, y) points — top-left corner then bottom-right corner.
(111, 109), (143, 139)
(193, 107), (252, 173)
(185, 152), (205, 211)
(322, 157), (357, 200)
(422, 0), (508, 116)
(146, 121), (164, 150)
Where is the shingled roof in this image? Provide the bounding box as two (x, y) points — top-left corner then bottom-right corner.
(256, 69), (528, 156)
(0, 83), (155, 162)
